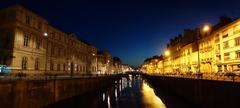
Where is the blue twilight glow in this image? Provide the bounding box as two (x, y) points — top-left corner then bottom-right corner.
(1, 0), (240, 67)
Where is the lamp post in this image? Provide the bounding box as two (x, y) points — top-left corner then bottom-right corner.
(164, 50), (170, 74)
(44, 32), (48, 76)
(197, 24), (211, 75)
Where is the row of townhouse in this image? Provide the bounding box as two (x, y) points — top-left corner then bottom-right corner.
(0, 5), (130, 76)
(141, 16), (240, 74)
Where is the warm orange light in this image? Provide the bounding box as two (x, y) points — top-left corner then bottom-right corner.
(165, 50), (170, 56)
(141, 82), (166, 108)
(203, 24), (211, 32)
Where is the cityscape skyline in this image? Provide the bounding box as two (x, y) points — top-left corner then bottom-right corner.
(1, 0), (240, 67)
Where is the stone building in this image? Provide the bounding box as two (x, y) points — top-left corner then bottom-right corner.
(0, 5), (98, 76)
(142, 16), (240, 75)
(97, 50), (112, 74)
(0, 5), (48, 75)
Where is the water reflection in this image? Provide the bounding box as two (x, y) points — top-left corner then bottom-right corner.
(48, 75), (168, 108)
(141, 82), (166, 108)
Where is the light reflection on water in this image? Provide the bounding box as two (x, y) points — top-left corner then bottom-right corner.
(141, 82), (166, 108)
(107, 95), (111, 108)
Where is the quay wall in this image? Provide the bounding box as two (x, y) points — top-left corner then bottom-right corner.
(0, 75), (122, 108)
(144, 75), (240, 108)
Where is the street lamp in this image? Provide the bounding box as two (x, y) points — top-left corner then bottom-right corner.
(165, 50), (170, 56)
(44, 32), (48, 76)
(197, 24), (211, 75)
(163, 50), (170, 74)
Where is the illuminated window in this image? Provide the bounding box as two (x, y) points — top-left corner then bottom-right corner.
(216, 44), (220, 50)
(216, 55), (221, 61)
(223, 41), (229, 49)
(233, 25), (240, 34)
(23, 34), (30, 47)
(35, 58), (39, 70)
(224, 53), (230, 61)
(235, 37), (240, 46)
(215, 38), (219, 43)
(236, 51), (240, 59)
(22, 57), (27, 70)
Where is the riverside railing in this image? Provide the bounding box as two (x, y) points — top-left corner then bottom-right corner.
(0, 73), (126, 81)
(146, 73), (240, 82)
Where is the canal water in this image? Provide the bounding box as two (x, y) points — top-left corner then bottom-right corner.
(47, 75), (196, 108)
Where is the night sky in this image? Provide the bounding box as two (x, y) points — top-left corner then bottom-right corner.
(1, 0), (240, 67)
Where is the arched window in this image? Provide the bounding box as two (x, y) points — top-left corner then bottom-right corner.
(35, 58), (39, 70)
(22, 57), (27, 70)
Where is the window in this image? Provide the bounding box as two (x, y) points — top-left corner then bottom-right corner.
(63, 63), (66, 71)
(4, 32), (12, 49)
(236, 51), (240, 59)
(215, 34), (220, 42)
(235, 37), (240, 46)
(51, 46), (55, 56)
(222, 34), (228, 38)
(58, 47), (61, 56)
(36, 38), (41, 49)
(38, 22), (42, 29)
(234, 25), (240, 34)
(216, 55), (221, 61)
(22, 57), (27, 70)
(222, 30), (228, 38)
(23, 34), (30, 47)
(223, 41), (229, 49)
(35, 58), (39, 70)
(57, 64), (60, 71)
(25, 15), (31, 24)
(216, 44), (220, 50)
(224, 53), (230, 61)
(50, 62), (54, 70)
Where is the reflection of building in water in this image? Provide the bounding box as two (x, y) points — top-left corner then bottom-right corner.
(141, 82), (166, 108)
(115, 88), (118, 101)
(121, 77), (128, 90)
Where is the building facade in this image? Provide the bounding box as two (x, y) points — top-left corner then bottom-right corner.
(141, 17), (240, 75)
(0, 5), (98, 76)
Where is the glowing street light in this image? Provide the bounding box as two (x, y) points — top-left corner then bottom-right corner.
(165, 50), (170, 56)
(43, 32), (48, 36)
(203, 25), (210, 32)
(197, 23), (211, 75)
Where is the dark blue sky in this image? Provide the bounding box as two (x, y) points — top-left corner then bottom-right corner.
(1, 0), (240, 67)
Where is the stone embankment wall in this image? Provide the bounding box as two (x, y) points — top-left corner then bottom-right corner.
(0, 75), (121, 108)
(144, 75), (240, 108)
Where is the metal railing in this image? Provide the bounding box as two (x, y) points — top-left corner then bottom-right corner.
(0, 73), (125, 81)
(145, 73), (240, 82)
